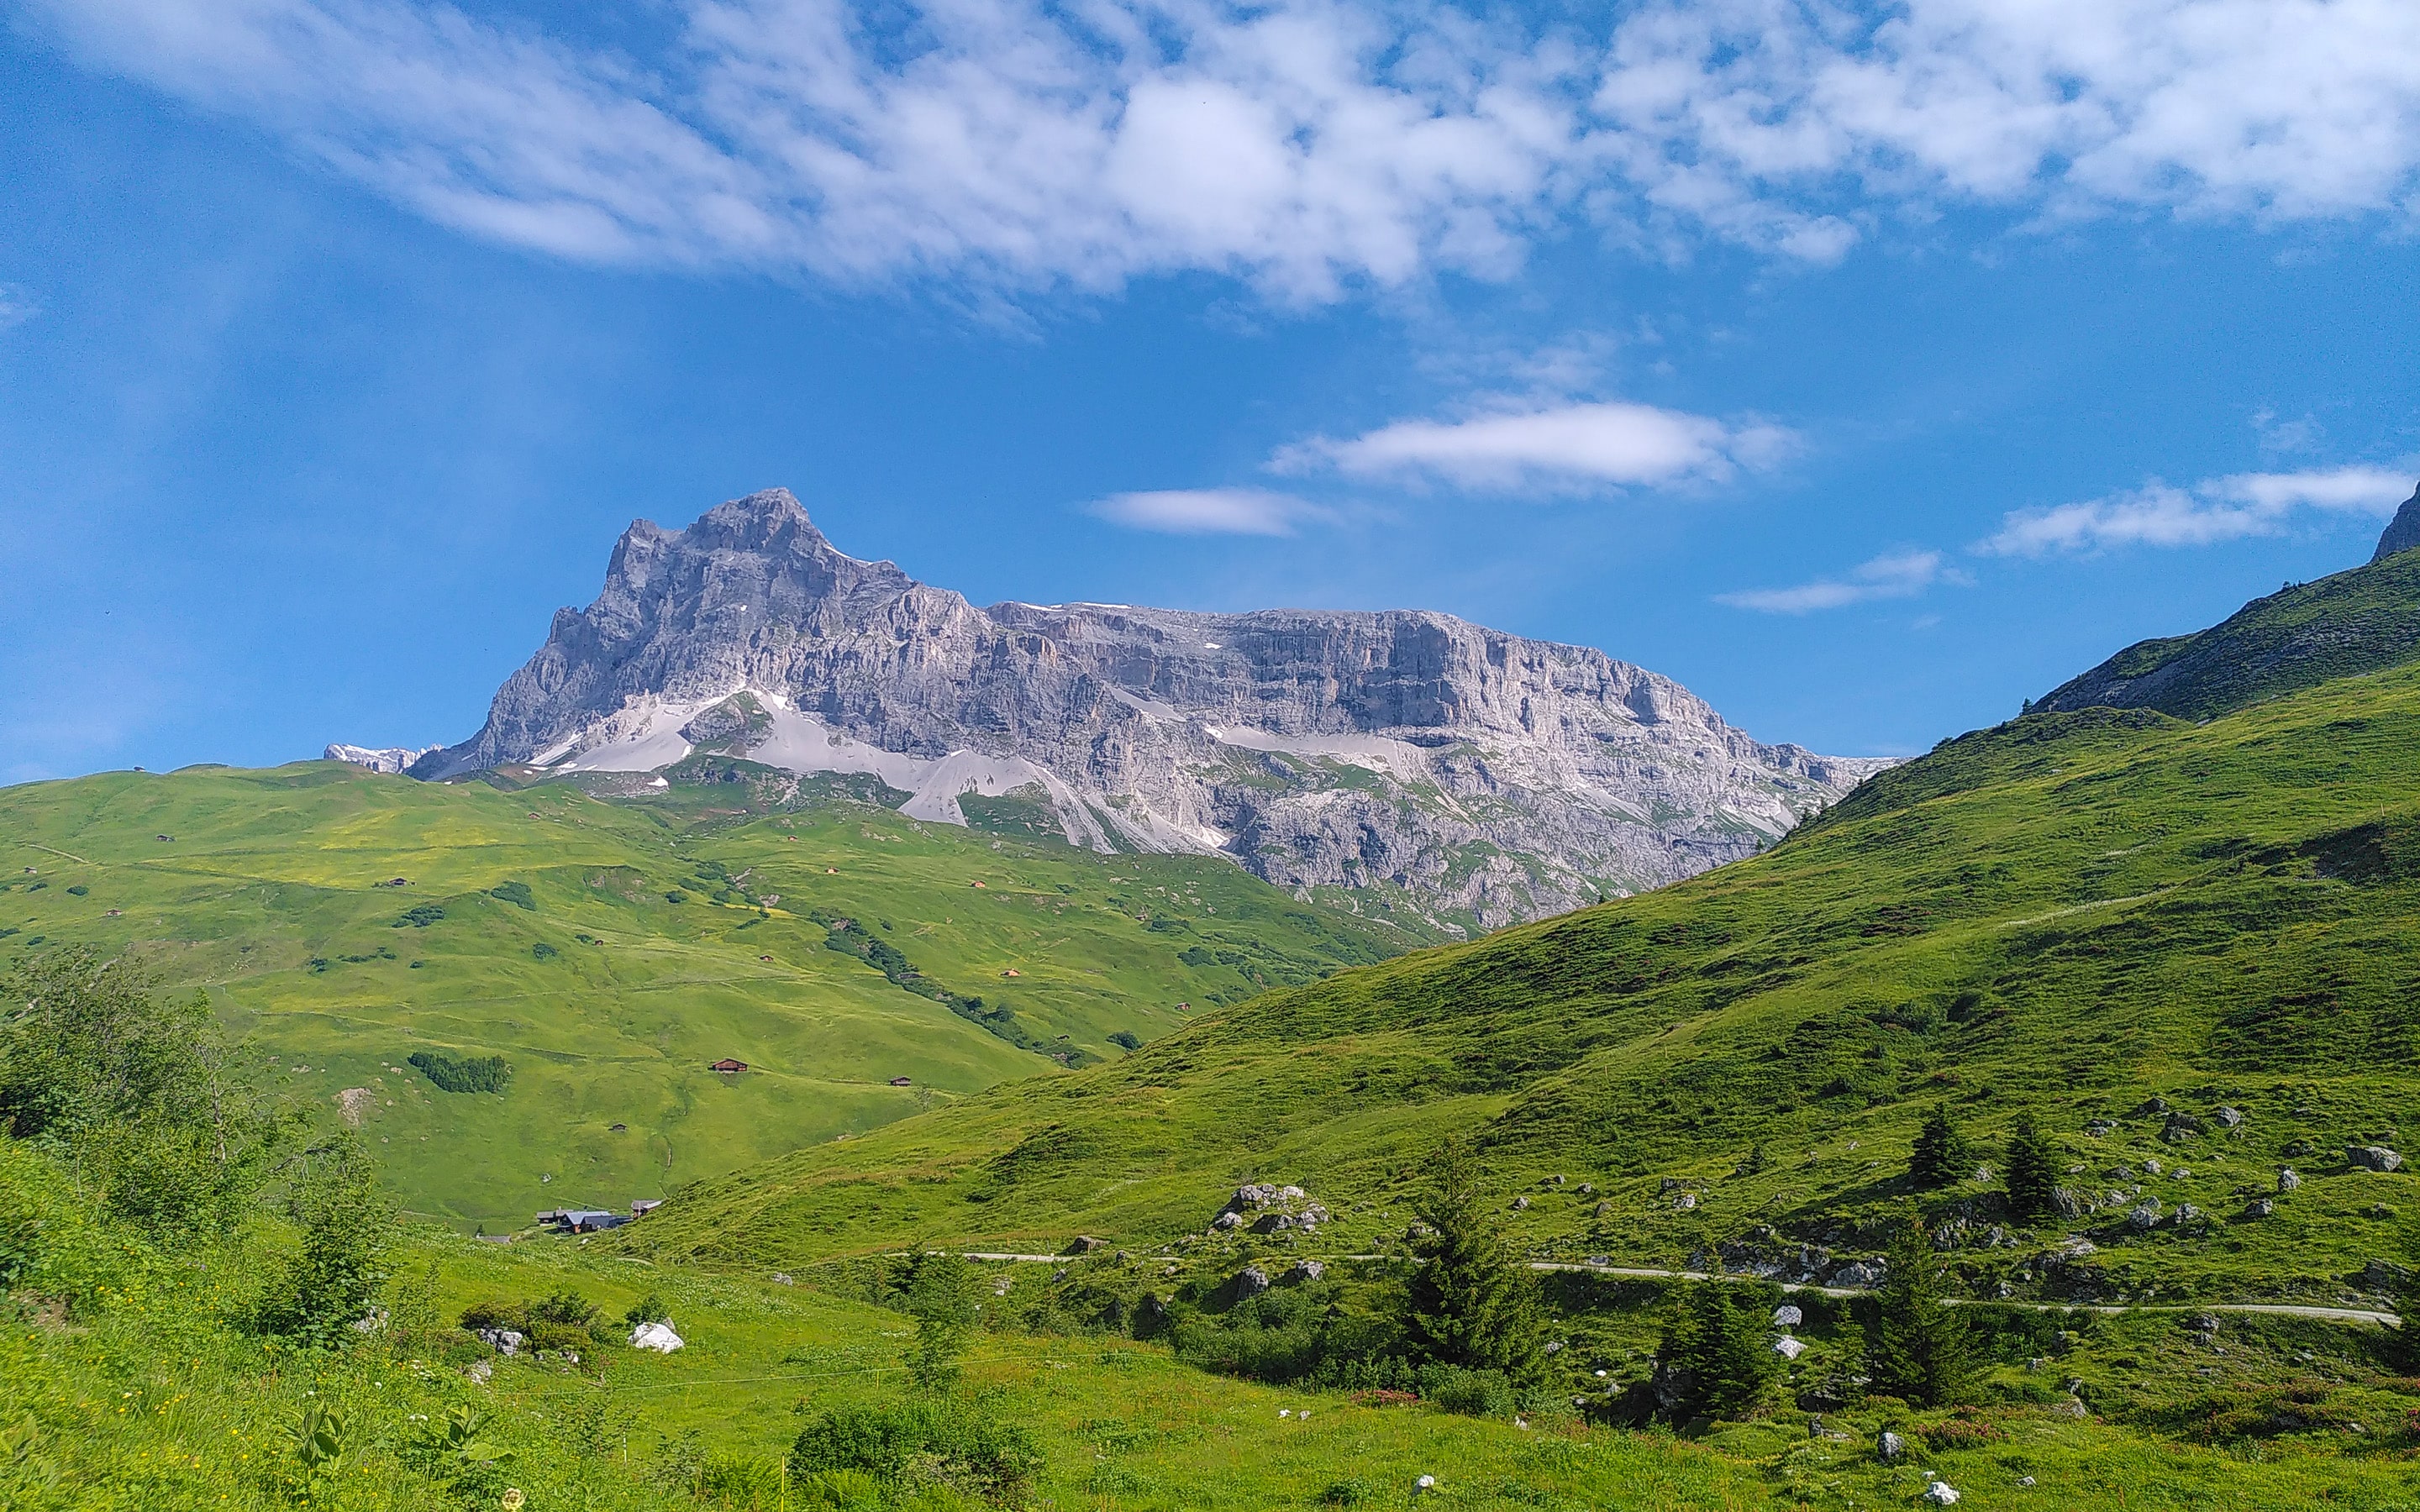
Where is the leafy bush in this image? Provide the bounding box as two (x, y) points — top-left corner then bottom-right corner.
(253, 1136), (392, 1347)
(624, 1291), (671, 1327)
(788, 1399), (1039, 1504)
(1420, 1364), (1516, 1418)
(408, 1050), (513, 1094)
(0, 950), (282, 1234)
(1107, 1031), (1142, 1051)
(530, 1289), (600, 1326)
(531, 942), (558, 961)
(393, 904), (445, 928)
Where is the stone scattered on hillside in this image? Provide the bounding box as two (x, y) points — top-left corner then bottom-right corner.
(1285, 1260), (1326, 1285)
(1877, 1430), (1906, 1462)
(2247, 1197), (2275, 1218)
(2213, 1106), (2245, 1128)
(1672, 1193), (1697, 1211)
(1592, 1201), (1612, 1219)
(2279, 1167), (2303, 1192)
(1235, 1265), (1270, 1297)
(1773, 1305), (1803, 1327)
(1923, 1480), (1960, 1506)
(1832, 1260), (1883, 1287)
(1066, 1235), (1107, 1253)
(2052, 1186), (2085, 1217)
(1774, 1336), (1807, 1360)
(2349, 1145), (2403, 1173)
(2127, 1200), (2164, 1231)
(1511, 1195), (1530, 1210)
(1212, 1211), (1242, 1231)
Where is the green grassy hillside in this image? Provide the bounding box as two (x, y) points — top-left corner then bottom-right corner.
(634, 657), (2420, 1310)
(0, 762), (1413, 1229)
(2037, 543), (2420, 719)
(13, 1134), (2419, 1512)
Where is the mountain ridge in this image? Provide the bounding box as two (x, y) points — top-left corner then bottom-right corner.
(408, 488), (1890, 931)
(2034, 492), (2420, 722)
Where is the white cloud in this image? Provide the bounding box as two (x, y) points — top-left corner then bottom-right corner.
(1982, 465), (2415, 555)
(1275, 401), (1792, 493)
(1089, 488), (1308, 535)
(20, 0), (2420, 297)
(1718, 549), (1950, 614)
(0, 286), (38, 330)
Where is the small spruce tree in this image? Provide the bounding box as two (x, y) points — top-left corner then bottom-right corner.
(1907, 1103), (1975, 1189)
(1866, 1210), (1973, 1407)
(1401, 1137), (1547, 1384)
(903, 1251), (982, 1390)
(2003, 1113), (2060, 1221)
(1659, 1283), (1781, 1419)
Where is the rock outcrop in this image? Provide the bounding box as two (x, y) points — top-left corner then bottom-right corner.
(410, 489), (1890, 930)
(2373, 480), (2420, 562)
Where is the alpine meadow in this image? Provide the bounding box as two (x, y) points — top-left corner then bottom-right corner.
(11, 3), (2420, 1504)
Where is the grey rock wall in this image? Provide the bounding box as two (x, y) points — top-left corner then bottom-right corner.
(413, 490), (1889, 931)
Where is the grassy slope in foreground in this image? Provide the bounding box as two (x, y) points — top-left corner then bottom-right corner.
(0, 762), (1409, 1228)
(640, 661), (2420, 1307)
(9, 1137), (2417, 1512)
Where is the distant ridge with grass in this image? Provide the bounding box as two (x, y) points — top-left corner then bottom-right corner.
(631, 537), (2420, 1318)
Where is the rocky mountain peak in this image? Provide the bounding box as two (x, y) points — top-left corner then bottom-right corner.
(411, 489), (1890, 931)
(2372, 479), (2420, 563)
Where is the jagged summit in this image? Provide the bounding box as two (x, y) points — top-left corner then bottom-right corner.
(2372, 479), (2420, 563)
(412, 489), (1890, 930)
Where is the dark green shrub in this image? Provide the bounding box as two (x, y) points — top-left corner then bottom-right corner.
(394, 904), (445, 928)
(530, 1289), (600, 1326)
(408, 1050), (513, 1094)
(788, 1399), (1039, 1503)
(64, 886), (87, 897)
(1107, 1031), (1142, 1051)
(458, 1299), (517, 1331)
(624, 1291), (671, 1327)
(1419, 1364), (1515, 1417)
(489, 881), (536, 911)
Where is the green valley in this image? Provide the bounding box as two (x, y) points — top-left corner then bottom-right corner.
(0, 760), (1415, 1228)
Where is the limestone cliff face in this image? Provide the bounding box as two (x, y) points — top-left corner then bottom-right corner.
(414, 490), (1889, 931)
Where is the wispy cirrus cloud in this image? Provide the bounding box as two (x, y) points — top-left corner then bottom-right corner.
(1718, 550), (1956, 614)
(1981, 465), (2415, 556)
(1088, 488), (1313, 536)
(1273, 401), (1793, 494)
(19, 0), (2420, 300)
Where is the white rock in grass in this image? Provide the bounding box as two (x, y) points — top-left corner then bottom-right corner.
(1415, 1475), (1438, 1494)
(1772, 1305), (1803, 1327)
(1773, 1336), (1807, 1360)
(631, 1322), (685, 1352)
(1923, 1481), (1960, 1505)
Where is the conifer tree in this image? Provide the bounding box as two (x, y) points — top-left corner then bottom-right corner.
(1659, 1283), (1780, 1419)
(2003, 1113), (2060, 1222)
(1866, 1210), (1972, 1407)
(904, 1250), (981, 1390)
(1401, 1137), (1546, 1384)
(1907, 1103), (1975, 1189)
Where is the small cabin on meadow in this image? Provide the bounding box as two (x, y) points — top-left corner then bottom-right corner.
(632, 1199), (662, 1216)
(708, 1058), (747, 1074)
(890, 1076), (913, 1087)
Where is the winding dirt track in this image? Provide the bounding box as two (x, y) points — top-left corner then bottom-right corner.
(952, 1252), (2401, 1327)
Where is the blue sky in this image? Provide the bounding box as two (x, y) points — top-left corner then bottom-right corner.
(3, 0), (2417, 785)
